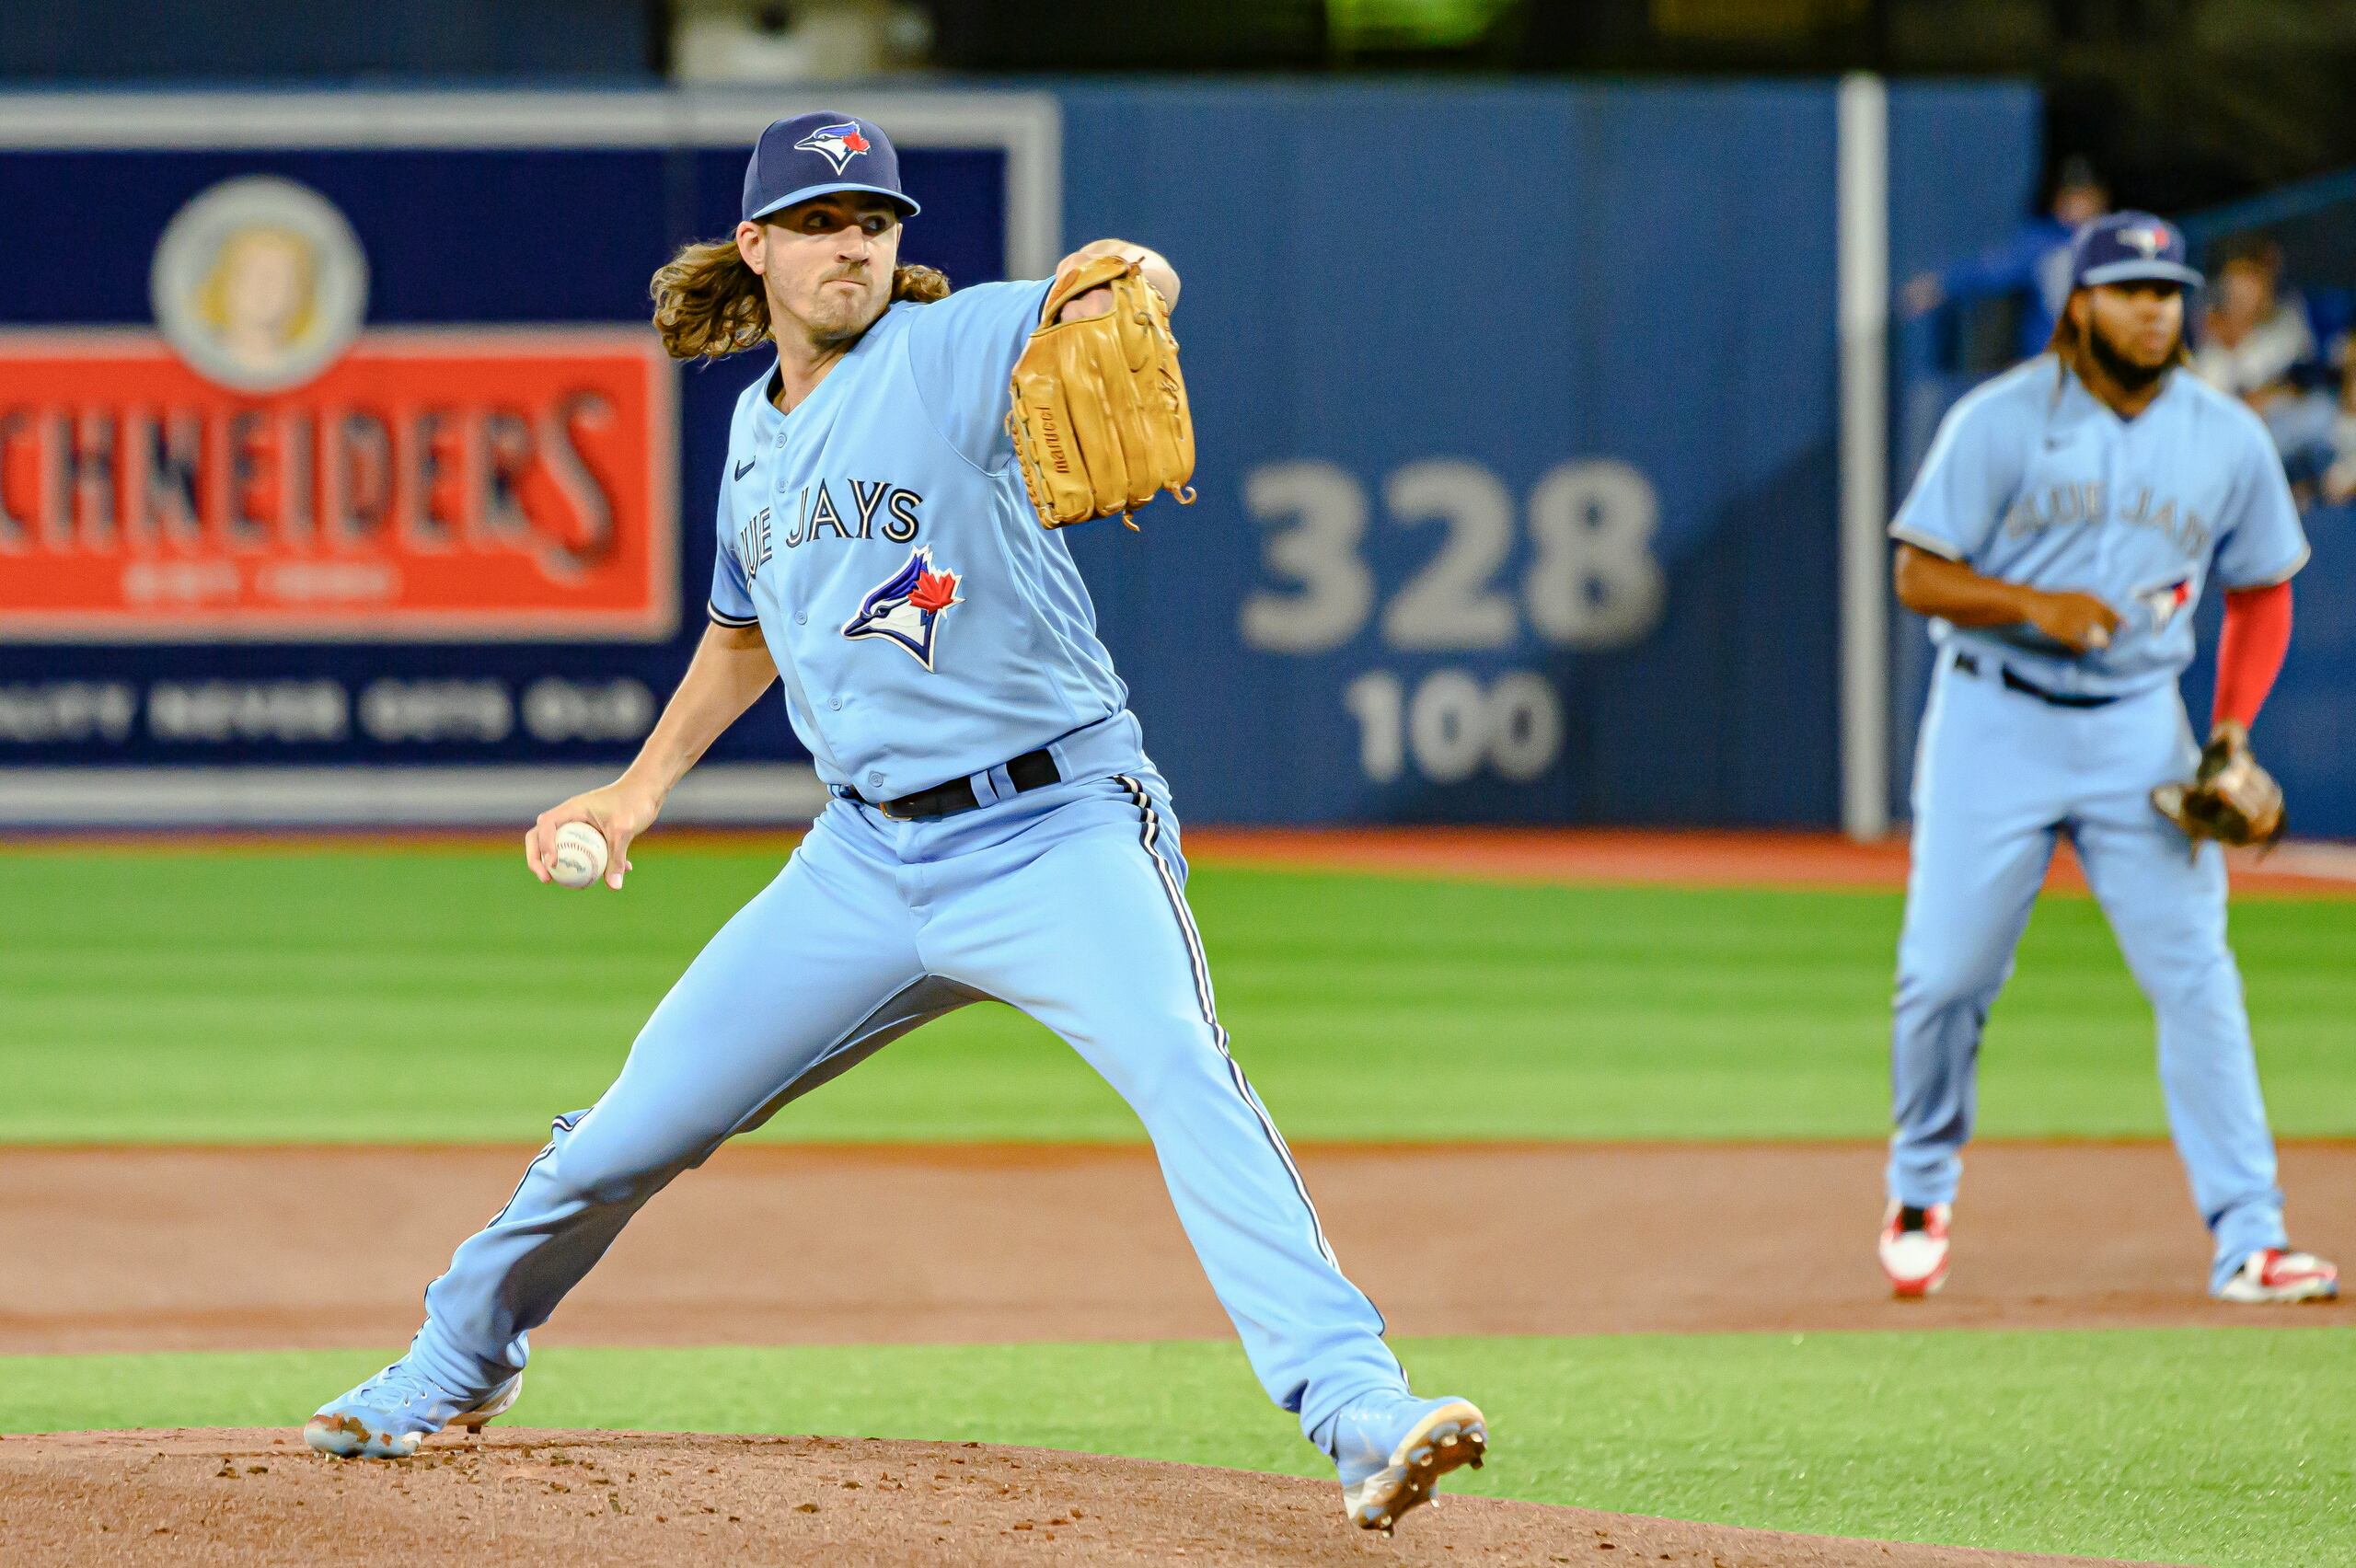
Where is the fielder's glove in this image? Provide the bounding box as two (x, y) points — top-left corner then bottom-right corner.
(1005, 254), (1197, 530)
(2152, 724), (2285, 850)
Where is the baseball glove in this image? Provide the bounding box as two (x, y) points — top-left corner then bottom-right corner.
(2152, 726), (2286, 849)
(1005, 254), (1196, 530)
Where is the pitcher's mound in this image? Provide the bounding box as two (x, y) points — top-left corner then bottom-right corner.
(0, 1428), (2153, 1567)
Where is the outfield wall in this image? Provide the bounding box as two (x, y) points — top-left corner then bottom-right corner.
(50, 82), (2352, 834)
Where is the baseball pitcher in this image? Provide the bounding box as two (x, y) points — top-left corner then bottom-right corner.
(302, 111), (1486, 1533)
(1877, 212), (2336, 1306)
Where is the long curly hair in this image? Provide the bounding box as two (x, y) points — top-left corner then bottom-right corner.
(650, 236), (950, 362)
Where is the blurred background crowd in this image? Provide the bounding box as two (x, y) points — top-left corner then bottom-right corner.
(1904, 156), (2356, 509)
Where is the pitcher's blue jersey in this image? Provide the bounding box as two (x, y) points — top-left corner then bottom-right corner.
(1890, 356), (2309, 698)
(708, 279), (1133, 799)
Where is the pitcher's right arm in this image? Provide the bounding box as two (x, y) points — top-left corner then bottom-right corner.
(525, 624), (780, 888)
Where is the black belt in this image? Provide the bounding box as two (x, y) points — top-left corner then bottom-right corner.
(1953, 651), (2119, 709)
(867, 748), (1061, 821)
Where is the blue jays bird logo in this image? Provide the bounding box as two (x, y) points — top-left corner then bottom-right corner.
(2140, 576), (2193, 631)
(793, 121), (872, 175)
(842, 547), (962, 669)
(2119, 222), (2172, 259)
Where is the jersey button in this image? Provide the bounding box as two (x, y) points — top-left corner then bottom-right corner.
(867, 771), (884, 790)
(828, 697), (843, 711)
(794, 612), (808, 626)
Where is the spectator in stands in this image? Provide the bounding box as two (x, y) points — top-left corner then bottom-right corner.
(2323, 361), (2356, 506)
(1901, 156), (2108, 362)
(2193, 240), (2340, 494)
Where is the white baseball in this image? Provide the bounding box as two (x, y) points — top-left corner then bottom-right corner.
(550, 820), (611, 890)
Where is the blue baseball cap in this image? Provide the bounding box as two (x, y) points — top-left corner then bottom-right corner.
(2069, 211), (2202, 290)
(741, 111), (919, 225)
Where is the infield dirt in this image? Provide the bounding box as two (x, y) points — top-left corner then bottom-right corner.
(6, 1140), (2349, 1355)
(0, 1428), (2168, 1567)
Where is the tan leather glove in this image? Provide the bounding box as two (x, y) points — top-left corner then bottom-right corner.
(2152, 723), (2286, 849)
(1005, 254), (1197, 530)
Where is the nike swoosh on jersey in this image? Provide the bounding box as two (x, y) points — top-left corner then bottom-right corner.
(734, 459), (757, 479)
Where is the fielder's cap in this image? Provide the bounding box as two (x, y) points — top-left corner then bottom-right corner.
(2070, 211), (2202, 290)
(741, 110), (919, 225)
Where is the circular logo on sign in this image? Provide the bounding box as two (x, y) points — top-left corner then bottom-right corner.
(151, 175), (369, 393)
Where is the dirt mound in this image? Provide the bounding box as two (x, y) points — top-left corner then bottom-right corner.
(0, 1428), (2158, 1567)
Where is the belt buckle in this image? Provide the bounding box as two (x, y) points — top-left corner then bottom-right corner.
(875, 796), (912, 822)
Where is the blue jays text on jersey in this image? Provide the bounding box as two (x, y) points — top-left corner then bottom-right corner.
(738, 479), (927, 562)
(1889, 354), (2308, 698)
(706, 277), (1135, 801)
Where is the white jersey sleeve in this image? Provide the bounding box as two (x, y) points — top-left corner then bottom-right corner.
(2210, 411), (2311, 589)
(1888, 381), (2027, 564)
(708, 483), (759, 628)
(901, 278), (1057, 472)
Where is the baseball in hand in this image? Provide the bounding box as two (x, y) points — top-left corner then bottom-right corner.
(550, 821), (611, 890)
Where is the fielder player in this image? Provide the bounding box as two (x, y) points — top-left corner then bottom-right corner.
(304, 111), (1486, 1532)
(1877, 212), (2337, 1306)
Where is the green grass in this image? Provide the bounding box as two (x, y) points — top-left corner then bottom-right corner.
(1, 844), (2350, 1144)
(6, 1330), (2351, 1566)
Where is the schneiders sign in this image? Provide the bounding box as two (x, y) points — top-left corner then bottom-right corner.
(0, 175), (677, 642)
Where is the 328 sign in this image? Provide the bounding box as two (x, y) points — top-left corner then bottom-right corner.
(1238, 456), (1666, 654)
(1239, 456), (1668, 787)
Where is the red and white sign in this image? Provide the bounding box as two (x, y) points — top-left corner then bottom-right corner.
(0, 331), (676, 641)
(0, 176), (677, 642)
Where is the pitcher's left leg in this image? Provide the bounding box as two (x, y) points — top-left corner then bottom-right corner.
(2072, 698), (2287, 1295)
(921, 776), (1480, 1528)
(924, 785), (1406, 1433)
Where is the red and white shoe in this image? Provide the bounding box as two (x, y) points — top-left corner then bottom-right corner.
(2214, 1248), (2339, 1304)
(1877, 1202), (1951, 1298)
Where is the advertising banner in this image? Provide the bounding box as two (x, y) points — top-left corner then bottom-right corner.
(0, 91), (1054, 820)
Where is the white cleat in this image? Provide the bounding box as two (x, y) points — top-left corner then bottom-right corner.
(2214, 1248), (2339, 1304)
(1878, 1202), (1951, 1299)
(304, 1361), (523, 1459)
(1331, 1394), (1488, 1534)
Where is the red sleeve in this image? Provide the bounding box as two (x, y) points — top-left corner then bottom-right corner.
(2212, 580), (2293, 730)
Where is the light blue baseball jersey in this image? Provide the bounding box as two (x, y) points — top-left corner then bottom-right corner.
(708, 279), (1132, 800)
(1890, 356), (2309, 698)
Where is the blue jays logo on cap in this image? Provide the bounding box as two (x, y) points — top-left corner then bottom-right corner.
(794, 121), (872, 175)
(742, 110), (920, 225)
(2070, 211), (2203, 291)
(842, 547), (962, 669)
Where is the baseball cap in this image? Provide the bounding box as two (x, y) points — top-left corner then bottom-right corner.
(741, 110), (920, 225)
(2069, 211), (2202, 291)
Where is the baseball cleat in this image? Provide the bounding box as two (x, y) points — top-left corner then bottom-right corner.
(2214, 1248), (2339, 1305)
(1878, 1202), (1951, 1298)
(304, 1359), (522, 1458)
(1325, 1393), (1487, 1533)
